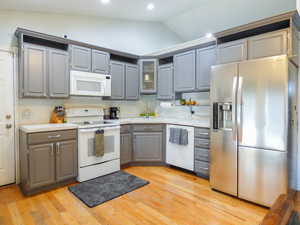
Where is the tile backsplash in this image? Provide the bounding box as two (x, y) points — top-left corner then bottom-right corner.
(17, 92), (210, 125)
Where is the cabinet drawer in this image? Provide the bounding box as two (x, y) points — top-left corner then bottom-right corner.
(194, 138), (210, 149)
(194, 160), (209, 176)
(194, 128), (210, 139)
(121, 125), (131, 133)
(195, 148), (209, 162)
(28, 130), (77, 145)
(133, 124), (164, 132)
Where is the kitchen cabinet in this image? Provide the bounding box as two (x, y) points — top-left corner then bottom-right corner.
(56, 140), (77, 182)
(22, 43), (69, 99)
(92, 49), (110, 74)
(28, 143), (55, 188)
(140, 59), (157, 94)
(217, 39), (247, 64)
(19, 129), (77, 195)
(120, 133), (132, 165)
(157, 63), (174, 100)
(174, 50), (196, 92)
(248, 30), (288, 59)
(125, 64), (139, 100)
(49, 49), (69, 98)
(196, 46), (216, 91)
(110, 61), (126, 100)
(70, 45), (91, 72)
(133, 132), (163, 162)
(194, 128), (210, 179)
(23, 43), (48, 98)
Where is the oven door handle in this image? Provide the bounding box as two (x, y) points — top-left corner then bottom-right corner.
(78, 126), (120, 133)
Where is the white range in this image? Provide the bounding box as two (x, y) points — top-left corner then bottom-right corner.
(65, 108), (120, 182)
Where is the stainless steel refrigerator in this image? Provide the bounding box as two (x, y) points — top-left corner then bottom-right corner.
(210, 55), (298, 207)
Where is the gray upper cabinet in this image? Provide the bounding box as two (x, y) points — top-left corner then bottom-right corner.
(248, 30), (288, 59)
(157, 64), (174, 100)
(92, 49), (110, 74)
(120, 133), (132, 165)
(291, 25), (299, 66)
(49, 49), (70, 98)
(140, 59), (157, 94)
(196, 46), (216, 91)
(29, 143), (55, 189)
(125, 64), (139, 100)
(23, 44), (48, 98)
(174, 50), (196, 92)
(110, 61), (125, 100)
(217, 39), (247, 64)
(133, 132), (163, 162)
(56, 140), (77, 182)
(70, 45), (91, 72)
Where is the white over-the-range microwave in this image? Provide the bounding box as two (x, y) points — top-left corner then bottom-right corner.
(70, 70), (111, 97)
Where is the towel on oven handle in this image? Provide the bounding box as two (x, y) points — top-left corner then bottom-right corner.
(95, 129), (104, 157)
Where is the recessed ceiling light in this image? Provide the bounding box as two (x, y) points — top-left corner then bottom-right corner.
(205, 33), (213, 38)
(147, 3), (155, 11)
(101, 0), (110, 4)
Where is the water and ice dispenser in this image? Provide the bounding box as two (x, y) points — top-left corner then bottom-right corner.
(213, 102), (233, 130)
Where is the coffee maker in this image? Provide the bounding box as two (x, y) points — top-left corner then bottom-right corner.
(109, 107), (120, 120)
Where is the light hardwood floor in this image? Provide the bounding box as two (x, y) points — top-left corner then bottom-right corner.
(0, 166), (267, 225)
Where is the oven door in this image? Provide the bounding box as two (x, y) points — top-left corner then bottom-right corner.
(70, 70), (110, 96)
(78, 126), (120, 167)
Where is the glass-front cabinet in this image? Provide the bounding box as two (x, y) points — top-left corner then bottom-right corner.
(140, 59), (157, 94)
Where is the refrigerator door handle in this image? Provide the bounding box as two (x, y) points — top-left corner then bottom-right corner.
(232, 76), (238, 140)
(237, 76), (243, 142)
(213, 103), (219, 130)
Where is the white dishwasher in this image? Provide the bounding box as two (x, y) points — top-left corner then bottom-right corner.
(166, 125), (194, 171)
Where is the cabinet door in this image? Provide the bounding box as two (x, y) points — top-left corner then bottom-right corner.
(120, 133), (132, 165)
(133, 132), (163, 162)
(291, 25), (299, 66)
(248, 30), (288, 60)
(29, 143), (55, 189)
(174, 50), (196, 92)
(196, 46), (216, 91)
(70, 45), (91, 72)
(157, 64), (174, 100)
(110, 61), (125, 100)
(23, 44), (47, 98)
(217, 39), (247, 64)
(49, 49), (70, 98)
(56, 140), (77, 182)
(92, 49), (110, 74)
(125, 64), (139, 100)
(140, 59), (157, 94)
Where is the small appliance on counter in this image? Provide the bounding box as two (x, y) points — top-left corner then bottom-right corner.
(50, 106), (65, 123)
(109, 107), (120, 120)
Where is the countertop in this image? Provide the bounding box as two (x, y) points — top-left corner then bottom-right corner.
(20, 117), (210, 133)
(20, 123), (79, 133)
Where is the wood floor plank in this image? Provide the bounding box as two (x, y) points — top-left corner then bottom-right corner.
(0, 166), (267, 225)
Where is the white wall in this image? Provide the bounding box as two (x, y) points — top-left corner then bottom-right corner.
(164, 0), (296, 41)
(0, 10), (182, 54)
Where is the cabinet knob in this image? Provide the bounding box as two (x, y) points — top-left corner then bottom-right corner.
(6, 115), (11, 120)
(6, 124), (12, 129)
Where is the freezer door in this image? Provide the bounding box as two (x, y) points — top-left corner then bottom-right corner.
(238, 147), (288, 207)
(238, 55), (288, 151)
(210, 63), (238, 196)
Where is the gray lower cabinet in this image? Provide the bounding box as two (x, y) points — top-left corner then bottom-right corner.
(110, 61), (125, 100)
(49, 49), (69, 98)
(174, 50), (196, 92)
(92, 49), (110, 74)
(248, 30), (288, 59)
(194, 128), (210, 179)
(29, 143), (55, 188)
(125, 64), (139, 100)
(19, 129), (77, 195)
(120, 133), (132, 165)
(133, 132), (163, 162)
(70, 45), (92, 72)
(21, 43), (69, 98)
(56, 140), (77, 182)
(23, 43), (48, 98)
(217, 39), (248, 64)
(157, 64), (174, 100)
(196, 46), (216, 91)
